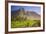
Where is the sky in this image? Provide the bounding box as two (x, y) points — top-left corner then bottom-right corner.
(11, 6), (41, 15)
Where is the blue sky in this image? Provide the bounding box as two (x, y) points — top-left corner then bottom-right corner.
(11, 6), (41, 14)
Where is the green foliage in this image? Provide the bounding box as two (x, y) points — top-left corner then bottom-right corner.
(32, 20), (40, 27)
(11, 20), (40, 28)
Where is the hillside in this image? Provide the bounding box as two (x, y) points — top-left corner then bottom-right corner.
(11, 8), (40, 20)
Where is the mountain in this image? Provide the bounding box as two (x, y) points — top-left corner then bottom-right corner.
(11, 8), (40, 20)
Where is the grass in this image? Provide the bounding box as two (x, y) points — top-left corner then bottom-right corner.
(11, 20), (40, 28)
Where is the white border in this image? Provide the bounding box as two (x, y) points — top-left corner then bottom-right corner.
(8, 3), (43, 32)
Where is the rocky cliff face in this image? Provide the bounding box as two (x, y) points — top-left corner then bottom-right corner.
(11, 8), (40, 20)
